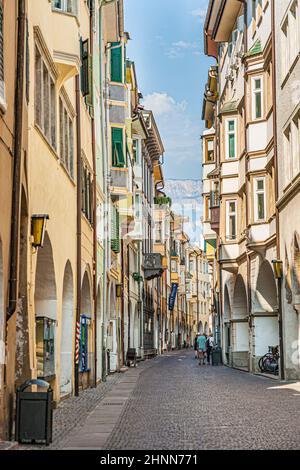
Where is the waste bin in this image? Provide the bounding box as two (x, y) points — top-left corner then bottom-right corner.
(212, 347), (222, 366)
(15, 379), (53, 445)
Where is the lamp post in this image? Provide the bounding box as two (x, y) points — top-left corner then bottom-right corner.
(272, 259), (285, 380)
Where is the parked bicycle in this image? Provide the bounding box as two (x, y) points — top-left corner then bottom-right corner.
(258, 345), (279, 375)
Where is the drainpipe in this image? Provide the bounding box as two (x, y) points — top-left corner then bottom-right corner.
(271, 0), (284, 380)
(89, 0), (97, 389)
(99, 0), (117, 381)
(242, 0), (253, 370)
(75, 75), (82, 397)
(7, 0), (26, 320)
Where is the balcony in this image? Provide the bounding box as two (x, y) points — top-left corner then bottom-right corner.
(110, 167), (129, 196)
(143, 254), (164, 280)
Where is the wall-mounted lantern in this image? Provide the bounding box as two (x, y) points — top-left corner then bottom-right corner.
(116, 284), (123, 298)
(31, 215), (49, 248)
(272, 260), (283, 279)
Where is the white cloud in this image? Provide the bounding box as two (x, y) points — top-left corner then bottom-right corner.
(143, 92), (187, 117)
(166, 40), (200, 60)
(190, 8), (207, 22)
(142, 92), (202, 179)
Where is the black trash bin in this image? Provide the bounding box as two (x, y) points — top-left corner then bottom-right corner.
(212, 347), (222, 366)
(15, 379), (53, 445)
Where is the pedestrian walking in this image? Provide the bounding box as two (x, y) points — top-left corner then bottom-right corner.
(194, 334), (199, 359)
(206, 334), (214, 365)
(197, 332), (207, 365)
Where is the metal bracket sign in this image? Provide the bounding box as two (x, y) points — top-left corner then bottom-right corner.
(168, 283), (178, 311)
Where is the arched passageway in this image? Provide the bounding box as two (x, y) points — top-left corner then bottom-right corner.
(253, 261), (279, 363)
(60, 261), (74, 396)
(80, 271), (92, 376)
(231, 275), (249, 369)
(35, 232), (57, 380)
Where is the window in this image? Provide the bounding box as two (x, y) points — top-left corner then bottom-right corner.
(204, 196), (211, 221)
(284, 125), (292, 186)
(112, 127), (125, 167)
(281, 2), (300, 80)
(81, 160), (93, 224)
(111, 205), (120, 253)
(254, 177), (266, 222)
(52, 0), (77, 15)
(80, 38), (91, 99)
(206, 139), (214, 162)
(292, 112), (300, 178)
(226, 119), (237, 159)
(110, 42), (122, 83)
(59, 97), (74, 178)
(0, 0), (5, 110)
(252, 77), (263, 120)
(155, 222), (162, 243)
(133, 139), (140, 164)
(226, 200), (237, 241)
(35, 47), (56, 149)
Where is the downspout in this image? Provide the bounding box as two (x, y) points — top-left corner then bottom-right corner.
(7, 0), (26, 320)
(99, 0), (117, 381)
(75, 75), (82, 397)
(271, 0), (284, 379)
(242, 0), (252, 370)
(90, 0), (97, 389)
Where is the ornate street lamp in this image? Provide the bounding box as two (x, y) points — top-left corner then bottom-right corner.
(272, 259), (284, 379)
(31, 215), (49, 248)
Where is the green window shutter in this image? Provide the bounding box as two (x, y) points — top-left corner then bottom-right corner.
(111, 42), (122, 83)
(85, 54), (93, 108)
(111, 206), (120, 253)
(80, 38), (89, 97)
(112, 128), (125, 167)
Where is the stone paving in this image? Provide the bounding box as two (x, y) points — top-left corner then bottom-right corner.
(13, 350), (300, 450)
(105, 350), (300, 450)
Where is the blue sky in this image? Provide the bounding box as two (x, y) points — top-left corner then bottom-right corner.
(124, 0), (214, 180)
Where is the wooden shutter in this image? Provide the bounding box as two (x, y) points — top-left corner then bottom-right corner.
(80, 38), (89, 97)
(112, 128), (125, 167)
(110, 42), (122, 83)
(111, 206), (120, 253)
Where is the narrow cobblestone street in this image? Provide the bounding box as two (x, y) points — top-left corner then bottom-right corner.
(15, 350), (300, 450)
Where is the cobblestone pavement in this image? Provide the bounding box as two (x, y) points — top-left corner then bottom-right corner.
(105, 350), (300, 450)
(13, 350), (300, 450)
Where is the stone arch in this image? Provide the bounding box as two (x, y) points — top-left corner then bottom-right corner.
(60, 261), (74, 396)
(199, 321), (203, 335)
(255, 261), (277, 312)
(232, 275), (248, 320)
(133, 303), (139, 350)
(223, 284), (231, 322)
(292, 232), (300, 295)
(96, 284), (102, 380)
(34, 232), (57, 379)
(285, 246), (293, 304)
(81, 270), (92, 317)
(204, 322), (209, 335)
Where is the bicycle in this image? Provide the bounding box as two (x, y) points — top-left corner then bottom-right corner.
(258, 345), (279, 375)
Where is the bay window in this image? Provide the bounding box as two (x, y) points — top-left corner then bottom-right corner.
(226, 119), (237, 159)
(59, 96), (74, 178)
(35, 47), (56, 149)
(226, 200), (237, 241)
(252, 76), (263, 120)
(254, 177), (266, 222)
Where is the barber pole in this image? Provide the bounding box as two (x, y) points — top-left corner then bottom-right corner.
(75, 321), (80, 364)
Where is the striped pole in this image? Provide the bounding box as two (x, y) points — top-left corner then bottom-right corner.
(75, 321), (80, 364)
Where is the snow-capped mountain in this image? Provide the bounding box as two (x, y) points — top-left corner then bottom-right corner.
(164, 179), (203, 245)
